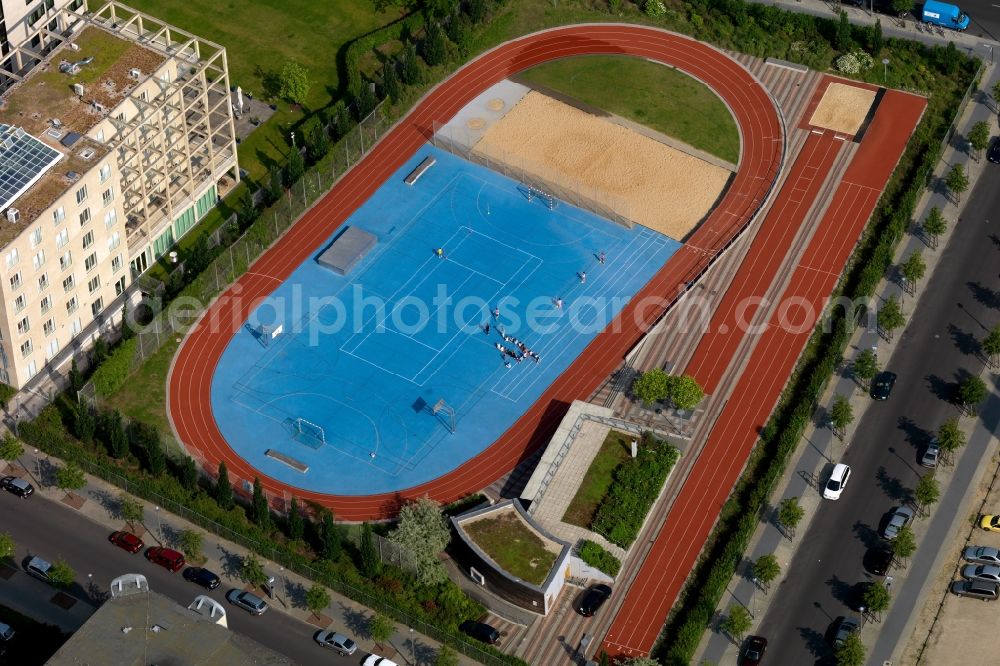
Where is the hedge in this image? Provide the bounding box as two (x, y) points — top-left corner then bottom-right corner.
(91, 338), (137, 397)
(578, 539), (622, 577)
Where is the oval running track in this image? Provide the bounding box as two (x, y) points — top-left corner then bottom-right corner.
(167, 24), (784, 520)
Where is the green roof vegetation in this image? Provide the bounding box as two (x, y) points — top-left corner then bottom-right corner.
(464, 510), (557, 586)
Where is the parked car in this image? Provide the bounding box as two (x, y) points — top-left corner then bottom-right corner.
(863, 545), (893, 576)
(829, 616), (859, 646)
(144, 547), (185, 572)
(823, 463), (851, 500)
(881, 506), (915, 539)
(870, 371), (897, 400)
(739, 635), (767, 666)
(363, 656), (400, 666)
(108, 531), (144, 554)
(183, 567), (221, 590)
(920, 439), (940, 468)
(988, 136), (1000, 164)
(314, 630), (357, 655)
(460, 620), (501, 645)
(24, 556), (54, 583)
(964, 546), (1000, 565)
(980, 515), (1000, 532)
(961, 564), (1000, 584)
(951, 580), (1000, 601)
(0, 621), (15, 641)
(0, 476), (34, 498)
(577, 584), (612, 617)
(847, 582), (872, 612)
(226, 589), (268, 616)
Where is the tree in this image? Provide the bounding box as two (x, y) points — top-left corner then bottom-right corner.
(305, 584), (331, 619)
(835, 631), (866, 666)
(936, 418), (966, 465)
(922, 207), (947, 250)
(55, 462), (86, 500)
(382, 60), (400, 104)
(890, 0), (912, 16)
(777, 497), (805, 539)
(869, 19), (883, 56)
(179, 456), (198, 492)
(446, 13), (473, 56)
(320, 511), (341, 562)
(891, 525), (916, 566)
(288, 498), (304, 541)
(120, 302), (135, 340)
(993, 79), (1000, 111)
(390, 497), (450, 586)
(968, 120), (991, 161)
(119, 494), (144, 529)
(368, 613), (395, 649)
(876, 295), (905, 341)
(215, 461), (234, 510)
(359, 521), (380, 577)
(721, 604), (752, 643)
(467, 0), (490, 23)
(835, 11), (852, 51)
(957, 375), (988, 414)
(669, 374), (704, 411)
(353, 81), (377, 122)
(0, 433), (24, 468)
(277, 62), (310, 105)
(306, 120), (330, 164)
(983, 325), (1000, 368)
(48, 559), (75, 588)
(914, 472), (940, 517)
(852, 349), (878, 389)
(251, 477), (271, 529)
(0, 383), (14, 411)
(286, 148), (305, 186)
(752, 554), (781, 592)
(899, 251), (925, 294)
(400, 43), (421, 85)
(862, 580), (891, 621)
(829, 394), (854, 440)
(102, 409), (128, 459)
(74, 404), (96, 444)
(127, 421), (164, 475)
(69, 358), (84, 395)
(241, 553), (267, 588)
(945, 163), (969, 203)
(421, 20), (447, 66)
(632, 368), (670, 404)
(0, 532), (14, 561)
(91, 337), (109, 367)
(434, 644), (460, 666)
(179, 528), (203, 560)
(267, 165), (284, 205)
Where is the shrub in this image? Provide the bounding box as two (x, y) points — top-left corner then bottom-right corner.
(277, 62), (310, 105)
(578, 540), (621, 577)
(91, 338), (137, 397)
(645, 0), (666, 18)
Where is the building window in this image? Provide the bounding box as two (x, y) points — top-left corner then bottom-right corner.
(84, 253), (97, 272)
(13, 294), (26, 313)
(104, 210), (118, 229)
(107, 232), (121, 251)
(114, 275), (126, 295)
(88, 275), (100, 293)
(29, 227), (42, 248)
(38, 273), (49, 291)
(43, 318), (55, 336)
(111, 254), (123, 273)
(71, 318), (82, 335)
(55, 228), (69, 248)
(102, 187), (114, 207)
(60, 251), (72, 271)
(79, 208), (91, 226)
(116, 112), (126, 123)
(46, 339), (58, 360)
(32, 250), (45, 270)
(8, 271), (22, 290)
(40, 295), (52, 314)
(91, 297), (103, 316)
(82, 231), (94, 249)
(4, 248), (18, 268)
(25, 360), (38, 380)
(99, 163), (112, 183)
(75, 185), (87, 204)
(16, 317), (29, 335)
(19, 340), (32, 358)
(53, 206), (65, 225)
(62, 275), (75, 292)
(96, 129), (105, 143)
(66, 297), (78, 314)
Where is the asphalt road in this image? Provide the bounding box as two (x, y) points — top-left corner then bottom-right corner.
(756, 162), (1000, 660)
(0, 489), (361, 665)
(957, 0), (1000, 42)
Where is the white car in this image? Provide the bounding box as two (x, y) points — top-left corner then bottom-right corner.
(363, 656), (400, 666)
(823, 463), (851, 500)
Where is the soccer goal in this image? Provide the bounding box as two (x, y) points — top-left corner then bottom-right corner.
(526, 185), (556, 210)
(432, 398), (457, 434)
(293, 417), (326, 449)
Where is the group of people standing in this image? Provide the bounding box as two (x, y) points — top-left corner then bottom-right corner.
(484, 320), (541, 369)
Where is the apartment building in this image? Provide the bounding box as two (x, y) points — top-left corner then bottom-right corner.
(1, 0), (85, 58)
(0, 1), (238, 388)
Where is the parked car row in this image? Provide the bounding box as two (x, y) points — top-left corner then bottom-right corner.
(951, 547), (1000, 601)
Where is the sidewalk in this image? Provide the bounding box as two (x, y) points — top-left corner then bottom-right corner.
(695, 24), (1000, 666)
(6, 445), (480, 666)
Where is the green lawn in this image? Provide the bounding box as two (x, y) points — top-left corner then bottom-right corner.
(516, 55), (740, 164)
(464, 511), (557, 585)
(561, 430), (632, 529)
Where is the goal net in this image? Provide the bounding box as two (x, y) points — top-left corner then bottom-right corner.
(526, 185), (556, 210)
(293, 418), (326, 449)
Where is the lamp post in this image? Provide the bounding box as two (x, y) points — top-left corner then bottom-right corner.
(983, 43), (994, 64)
(154, 505), (161, 540)
(881, 58), (890, 85)
(900, 276), (908, 306)
(408, 627), (415, 665)
(751, 577), (759, 619)
(290, 131), (296, 149)
(859, 604), (867, 628)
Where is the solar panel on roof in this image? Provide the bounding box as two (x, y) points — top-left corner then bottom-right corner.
(0, 123), (64, 212)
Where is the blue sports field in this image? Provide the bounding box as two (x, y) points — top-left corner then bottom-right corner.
(211, 146), (679, 494)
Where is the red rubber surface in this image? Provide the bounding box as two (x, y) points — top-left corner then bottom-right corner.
(601, 87), (926, 658)
(167, 25), (783, 520)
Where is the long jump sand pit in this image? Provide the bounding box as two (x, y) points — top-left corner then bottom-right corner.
(471, 91), (730, 240)
(809, 82), (877, 135)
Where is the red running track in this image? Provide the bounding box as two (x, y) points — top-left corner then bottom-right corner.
(167, 25), (784, 520)
(601, 87), (926, 658)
